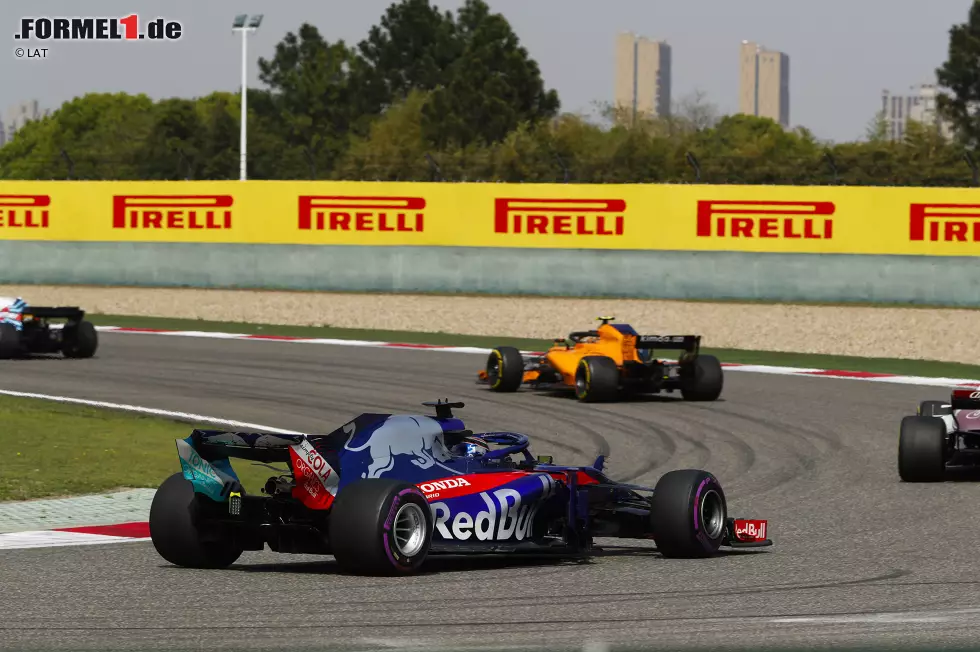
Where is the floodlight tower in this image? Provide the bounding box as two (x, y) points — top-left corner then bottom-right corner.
(232, 14), (263, 181)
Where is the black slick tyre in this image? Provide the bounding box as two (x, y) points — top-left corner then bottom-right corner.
(62, 320), (98, 358)
(898, 415), (947, 482)
(0, 323), (21, 359)
(149, 472), (243, 569)
(575, 355), (619, 402)
(918, 400), (952, 417)
(649, 469), (727, 558)
(329, 479), (432, 576)
(486, 346), (524, 392)
(680, 354), (724, 401)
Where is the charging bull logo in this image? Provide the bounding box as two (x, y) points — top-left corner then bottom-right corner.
(343, 415), (454, 479)
(430, 474), (557, 541)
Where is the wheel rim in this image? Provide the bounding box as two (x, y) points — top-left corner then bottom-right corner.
(392, 502), (427, 557)
(487, 354), (501, 383)
(699, 489), (724, 539)
(575, 365), (588, 396)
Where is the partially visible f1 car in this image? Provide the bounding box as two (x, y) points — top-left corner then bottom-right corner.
(477, 317), (723, 402)
(899, 388), (980, 481)
(0, 296), (98, 359)
(149, 400), (771, 576)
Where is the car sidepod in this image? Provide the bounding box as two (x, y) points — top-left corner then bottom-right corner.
(424, 471), (563, 548)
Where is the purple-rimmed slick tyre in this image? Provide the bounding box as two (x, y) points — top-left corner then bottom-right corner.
(329, 479), (432, 575)
(649, 469), (727, 558)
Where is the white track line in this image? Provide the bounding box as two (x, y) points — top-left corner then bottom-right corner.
(95, 325), (980, 389)
(0, 390), (302, 550)
(0, 389), (303, 434)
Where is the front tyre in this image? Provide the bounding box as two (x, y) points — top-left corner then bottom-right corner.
(62, 320), (98, 358)
(898, 415), (947, 482)
(650, 469), (727, 558)
(329, 479), (432, 575)
(149, 472), (243, 568)
(680, 354), (724, 401)
(486, 346), (524, 392)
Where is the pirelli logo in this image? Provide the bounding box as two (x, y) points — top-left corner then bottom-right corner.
(493, 198), (625, 235)
(696, 200), (835, 239)
(0, 195), (50, 228)
(297, 196), (425, 232)
(112, 195), (233, 229)
(909, 203), (980, 242)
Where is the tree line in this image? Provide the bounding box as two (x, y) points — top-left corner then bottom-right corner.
(3, 0), (980, 187)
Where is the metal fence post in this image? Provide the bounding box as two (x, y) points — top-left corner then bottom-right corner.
(685, 151), (701, 182)
(964, 152), (979, 187)
(60, 149), (74, 180)
(424, 153), (445, 181)
(824, 151), (839, 184)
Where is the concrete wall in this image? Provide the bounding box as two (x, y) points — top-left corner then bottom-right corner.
(1, 241), (975, 306)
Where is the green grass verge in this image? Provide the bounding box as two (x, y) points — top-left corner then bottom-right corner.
(87, 313), (980, 381)
(0, 396), (275, 501)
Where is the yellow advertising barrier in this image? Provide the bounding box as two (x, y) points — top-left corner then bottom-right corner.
(1, 180), (980, 256)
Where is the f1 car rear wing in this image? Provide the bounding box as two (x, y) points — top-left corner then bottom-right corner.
(25, 306), (85, 321)
(951, 389), (980, 410)
(635, 334), (701, 352)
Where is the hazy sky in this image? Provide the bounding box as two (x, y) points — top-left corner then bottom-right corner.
(2, 0), (973, 143)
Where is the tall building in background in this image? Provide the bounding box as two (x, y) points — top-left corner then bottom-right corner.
(614, 32), (672, 124)
(0, 100), (49, 146)
(739, 41), (790, 127)
(880, 84), (953, 141)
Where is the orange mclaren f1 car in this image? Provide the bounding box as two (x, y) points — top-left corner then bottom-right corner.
(477, 317), (723, 403)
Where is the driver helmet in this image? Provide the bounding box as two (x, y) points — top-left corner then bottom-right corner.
(452, 435), (490, 458)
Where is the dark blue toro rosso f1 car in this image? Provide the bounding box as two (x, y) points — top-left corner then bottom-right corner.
(149, 400), (772, 575)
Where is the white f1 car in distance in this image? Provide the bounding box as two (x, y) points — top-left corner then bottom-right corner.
(0, 296), (98, 359)
(899, 388), (980, 482)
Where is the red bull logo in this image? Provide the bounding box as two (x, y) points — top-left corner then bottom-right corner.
(343, 415), (454, 479)
(429, 474), (557, 541)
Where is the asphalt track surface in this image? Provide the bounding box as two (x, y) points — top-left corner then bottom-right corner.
(1, 333), (979, 652)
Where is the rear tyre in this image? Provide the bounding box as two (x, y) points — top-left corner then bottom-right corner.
(918, 400), (952, 417)
(575, 355), (619, 402)
(898, 415), (948, 482)
(486, 346), (524, 392)
(62, 320), (98, 358)
(650, 469), (727, 558)
(0, 323), (21, 359)
(149, 472), (243, 569)
(680, 354), (724, 401)
(329, 479), (432, 576)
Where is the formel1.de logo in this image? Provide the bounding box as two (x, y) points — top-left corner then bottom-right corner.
(15, 16), (183, 41)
